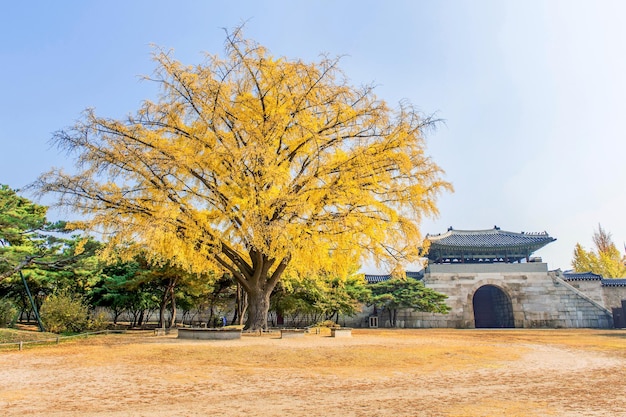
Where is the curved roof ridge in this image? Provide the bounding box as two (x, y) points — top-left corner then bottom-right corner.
(428, 227), (551, 241)
(425, 226), (556, 263)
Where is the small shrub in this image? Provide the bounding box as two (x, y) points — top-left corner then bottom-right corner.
(315, 320), (340, 328)
(0, 299), (18, 328)
(88, 310), (110, 331)
(40, 291), (89, 334)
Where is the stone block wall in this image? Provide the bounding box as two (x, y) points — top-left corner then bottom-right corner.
(348, 263), (614, 329)
(562, 278), (605, 305)
(601, 286), (626, 311)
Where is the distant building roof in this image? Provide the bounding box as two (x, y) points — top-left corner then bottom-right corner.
(562, 271), (626, 285)
(426, 226), (555, 264)
(406, 271), (424, 280)
(364, 270), (424, 284)
(365, 274), (392, 283)
(562, 271), (603, 281)
(601, 279), (626, 287)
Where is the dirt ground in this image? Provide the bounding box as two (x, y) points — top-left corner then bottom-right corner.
(1, 328), (625, 417)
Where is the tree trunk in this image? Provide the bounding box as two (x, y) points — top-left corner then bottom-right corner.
(112, 309), (121, 325)
(159, 278), (177, 328)
(235, 284), (248, 326)
(169, 286), (177, 328)
(245, 286), (272, 330)
(158, 292), (168, 328)
(220, 249), (288, 331)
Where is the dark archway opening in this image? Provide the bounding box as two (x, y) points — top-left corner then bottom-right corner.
(472, 285), (514, 328)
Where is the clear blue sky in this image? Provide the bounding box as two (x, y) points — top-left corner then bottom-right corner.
(2, 0), (625, 272)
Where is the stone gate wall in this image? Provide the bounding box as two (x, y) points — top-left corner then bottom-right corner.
(348, 263), (614, 329)
(560, 274), (626, 314)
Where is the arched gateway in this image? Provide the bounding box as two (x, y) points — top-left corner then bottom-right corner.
(359, 227), (613, 329)
(424, 226), (555, 328)
(472, 285), (514, 328)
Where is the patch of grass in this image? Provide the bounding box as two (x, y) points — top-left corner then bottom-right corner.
(0, 328), (57, 344)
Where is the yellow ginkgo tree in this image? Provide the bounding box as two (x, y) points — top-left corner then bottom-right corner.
(572, 224), (626, 278)
(35, 28), (452, 330)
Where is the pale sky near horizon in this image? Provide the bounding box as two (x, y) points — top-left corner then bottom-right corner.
(2, 0), (625, 273)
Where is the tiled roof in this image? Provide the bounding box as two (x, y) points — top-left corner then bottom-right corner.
(365, 274), (391, 283)
(427, 227), (555, 248)
(425, 226), (555, 263)
(406, 270), (425, 280)
(364, 271), (424, 284)
(601, 279), (626, 287)
(562, 271), (603, 281)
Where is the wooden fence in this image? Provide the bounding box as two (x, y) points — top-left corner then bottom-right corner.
(0, 329), (126, 351)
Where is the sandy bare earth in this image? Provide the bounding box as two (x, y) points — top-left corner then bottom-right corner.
(1, 328), (625, 417)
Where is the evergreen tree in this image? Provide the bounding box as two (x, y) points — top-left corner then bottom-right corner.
(370, 277), (449, 327)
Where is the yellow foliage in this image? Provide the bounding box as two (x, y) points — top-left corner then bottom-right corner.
(572, 225), (626, 278)
(73, 237), (88, 256)
(37, 28), (452, 301)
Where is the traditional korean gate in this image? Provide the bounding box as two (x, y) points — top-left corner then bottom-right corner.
(472, 285), (514, 328)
